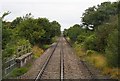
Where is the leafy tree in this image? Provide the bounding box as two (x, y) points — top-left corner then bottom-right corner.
(36, 18), (51, 43)
(82, 2), (118, 30)
(83, 34), (97, 51)
(77, 35), (86, 44)
(64, 1), (118, 68)
(3, 39), (31, 59)
(17, 18), (45, 45)
(66, 24), (82, 41)
(2, 26), (12, 49)
(94, 15), (118, 52)
(50, 21), (61, 37)
(11, 17), (23, 28)
(2, 12), (61, 60)
(105, 29), (119, 67)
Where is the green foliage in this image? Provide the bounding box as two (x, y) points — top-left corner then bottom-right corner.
(64, 24), (83, 41)
(16, 39), (30, 46)
(83, 34), (97, 51)
(77, 35), (86, 43)
(6, 58), (32, 78)
(36, 18), (61, 44)
(17, 18), (45, 45)
(105, 29), (119, 67)
(3, 44), (16, 58)
(51, 36), (58, 43)
(2, 26), (12, 49)
(11, 17), (23, 28)
(2, 39), (31, 59)
(63, 29), (68, 37)
(2, 13), (61, 60)
(82, 2), (118, 30)
(42, 44), (51, 50)
(16, 17), (61, 44)
(64, 1), (118, 68)
(95, 15), (118, 52)
(9, 67), (28, 77)
(86, 50), (95, 56)
(50, 21), (61, 37)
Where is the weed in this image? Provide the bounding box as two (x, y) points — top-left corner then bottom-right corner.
(32, 45), (44, 58)
(8, 67), (28, 77)
(74, 44), (119, 79)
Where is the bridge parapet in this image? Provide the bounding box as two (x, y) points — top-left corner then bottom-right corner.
(2, 44), (33, 78)
(16, 52), (33, 67)
(16, 45), (33, 67)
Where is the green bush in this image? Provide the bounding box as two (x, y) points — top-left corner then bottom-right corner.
(51, 36), (58, 43)
(3, 39), (31, 59)
(105, 29), (119, 67)
(77, 35), (86, 43)
(42, 44), (50, 50)
(10, 67), (28, 77)
(83, 34), (97, 50)
(86, 50), (95, 56)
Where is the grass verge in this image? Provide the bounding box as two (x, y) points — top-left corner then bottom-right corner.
(32, 45), (44, 58)
(6, 63), (32, 78)
(4, 45), (44, 79)
(74, 43), (119, 79)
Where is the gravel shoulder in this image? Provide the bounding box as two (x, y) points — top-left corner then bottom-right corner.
(63, 37), (110, 79)
(19, 43), (57, 79)
(62, 37), (90, 79)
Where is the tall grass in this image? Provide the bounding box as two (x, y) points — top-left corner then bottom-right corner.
(85, 52), (107, 69)
(32, 45), (44, 58)
(7, 62), (32, 78)
(74, 44), (119, 79)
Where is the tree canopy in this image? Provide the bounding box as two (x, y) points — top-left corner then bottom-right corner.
(2, 13), (61, 59)
(64, 1), (119, 67)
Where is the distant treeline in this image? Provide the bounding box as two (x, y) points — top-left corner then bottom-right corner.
(63, 1), (119, 67)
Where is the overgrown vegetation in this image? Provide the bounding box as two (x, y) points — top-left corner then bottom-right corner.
(64, 1), (119, 79)
(32, 45), (44, 58)
(9, 67), (28, 78)
(2, 12), (61, 78)
(7, 63), (32, 78)
(2, 13), (61, 59)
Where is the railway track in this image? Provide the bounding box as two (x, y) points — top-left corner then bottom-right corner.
(60, 40), (64, 81)
(34, 37), (64, 81)
(17, 37), (110, 80)
(34, 37), (95, 81)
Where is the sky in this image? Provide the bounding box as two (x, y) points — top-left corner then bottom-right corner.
(0, 0), (117, 31)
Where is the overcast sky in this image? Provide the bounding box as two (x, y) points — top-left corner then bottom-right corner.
(0, 0), (117, 31)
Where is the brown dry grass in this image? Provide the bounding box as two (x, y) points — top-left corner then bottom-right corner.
(32, 45), (44, 58)
(74, 44), (119, 79)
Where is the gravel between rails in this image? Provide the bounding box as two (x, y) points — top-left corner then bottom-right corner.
(62, 37), (86, 79)
(40, 39), (61, 79)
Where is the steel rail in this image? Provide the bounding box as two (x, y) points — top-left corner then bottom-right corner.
(34, 39), (60, 81)
(60, 40), (64, 81)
